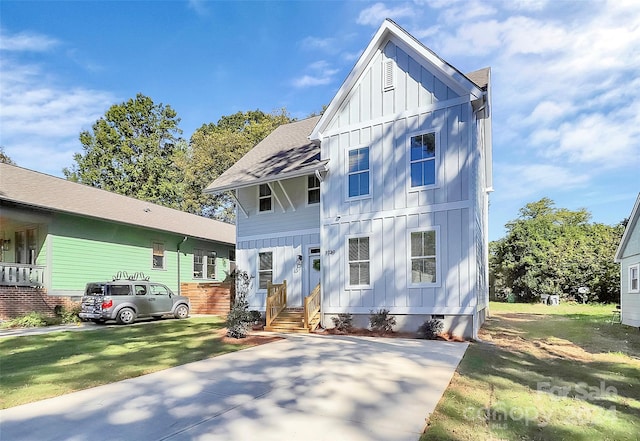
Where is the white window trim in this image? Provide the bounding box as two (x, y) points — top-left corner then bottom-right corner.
(193, 249), (218, 280)
(345, 234), (371, 289)
(407, 226), (441, 288)
(152, 241), (166, 271)
(257, 249), (274, 291)
(406, 129), (441, 192)
(257, 184), (274, 214)
(306, 174), (321, 206)
(629, 263), (640, 293)
(344, 145), (372, 202)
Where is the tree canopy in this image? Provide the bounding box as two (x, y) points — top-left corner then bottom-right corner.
(0, 147), (16, 165)
(63, 93), (185, 209)
(177, 108), (293, 222)
(490, 198), (624, 303)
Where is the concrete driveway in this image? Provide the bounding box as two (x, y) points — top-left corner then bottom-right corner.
(0, 334), (468, 441)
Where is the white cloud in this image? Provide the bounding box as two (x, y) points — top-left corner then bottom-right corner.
(187, 0), (209, 16)
(292, 60), (340, 88)
(495, 164), (590, 200)
(0, 30), (59, 52)
(0, 35), (115, 176)
(356, 2), (414, 26)
(300, 36), (337, 52)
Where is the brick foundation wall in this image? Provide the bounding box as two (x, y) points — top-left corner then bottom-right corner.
(0, 286), (80, 320)
(180, 282), (232, 316)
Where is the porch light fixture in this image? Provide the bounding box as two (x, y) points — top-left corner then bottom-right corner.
(296, 255), (303, 268)
(1, 238), (9, 251)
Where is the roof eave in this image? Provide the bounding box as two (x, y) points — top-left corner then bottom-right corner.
(614, 193), (640, 262)
(204, 160), (329, 194)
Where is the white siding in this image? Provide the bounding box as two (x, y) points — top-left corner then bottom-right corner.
(620, 218), (640, 327)
(318, 36), (484, 328)
(237, 232), (320, 309)
(237, 175), (320, 237)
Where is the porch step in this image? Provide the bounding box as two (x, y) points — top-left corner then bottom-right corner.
(264, 308), (309, 333)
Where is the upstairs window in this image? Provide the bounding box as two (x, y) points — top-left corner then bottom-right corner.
(348, 147), (370, 198)
(308, 175), (320, 204)
(152, 242), (165, 269)
(630, 264), (639, 293)
(410, 132), (436, 188)
(348, 237), (370, 286)
(410, 230), (437, 284)
(258, 184), (273, 212)
(194, 249), (217, 279)
(258, 251), (273, 289)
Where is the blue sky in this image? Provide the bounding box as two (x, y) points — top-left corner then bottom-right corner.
(1, 0), (638, 240)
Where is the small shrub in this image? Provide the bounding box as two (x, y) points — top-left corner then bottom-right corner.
(249, 310), (262, 323)
(331, 313), (354, 332)
(59, 306), (81, 324)
(417, 318), (444, 339)
(227, 269), (252, 338)
(369, 309), (396, 334)
(1, 312), (49, 329)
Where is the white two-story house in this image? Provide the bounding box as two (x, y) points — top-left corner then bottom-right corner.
(206, 19), (492, 338)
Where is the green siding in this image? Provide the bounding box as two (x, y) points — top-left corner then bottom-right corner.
(47, 213), (234, 295)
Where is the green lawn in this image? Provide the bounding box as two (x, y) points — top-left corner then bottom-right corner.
(422, 302), (640, 441)
(0, 317), (258, 409)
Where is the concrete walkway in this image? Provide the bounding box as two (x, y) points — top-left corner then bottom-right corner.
(0, 334), (468, 441)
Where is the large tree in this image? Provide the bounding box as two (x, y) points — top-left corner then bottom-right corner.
(178, 109), (293, 222)
(0, 147), (16, 165)
(63, 94), (185, 209)
(490, 198), (624, 303)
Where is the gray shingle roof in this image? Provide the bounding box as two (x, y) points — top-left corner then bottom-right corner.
(465, 67), (490, 90)
(205, 116), (325, 193)
(0, 163), (235, 244)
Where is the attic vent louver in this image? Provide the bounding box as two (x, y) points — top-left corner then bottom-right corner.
(383, 59), (395, 91)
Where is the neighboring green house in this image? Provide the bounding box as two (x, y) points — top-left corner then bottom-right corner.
(0, 163), (235, 318)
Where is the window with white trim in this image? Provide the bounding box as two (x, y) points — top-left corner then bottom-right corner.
(410, 230), (437, 284)
(307, 175), (320, 204)
(258, 252), (273, 289)
(193, 249), (217, 279)
(152, 242), (165, 269)
(410, 132), (436, 188)
(258, 184), (273, 212)
(348, 237), (370, 286)
(630, 264), (640, 293)
(348, 147), (370, 198)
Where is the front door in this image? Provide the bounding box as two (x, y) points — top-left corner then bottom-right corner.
(308, 252), (321, 295)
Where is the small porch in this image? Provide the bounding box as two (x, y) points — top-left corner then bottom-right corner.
(0, 263), (45, 287)
(264, 280), (321, 333)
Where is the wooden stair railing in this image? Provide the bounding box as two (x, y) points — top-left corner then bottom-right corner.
(266, 280), (287, 328)
(304, 283), (321, 332)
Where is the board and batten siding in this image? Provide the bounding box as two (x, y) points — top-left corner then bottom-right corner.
(318, 36), (481, 317)
(237, 231), (320, 309)
(236, 175), (321, 238)
(321, 208), (474, 315)
(620, 218), (640, 327)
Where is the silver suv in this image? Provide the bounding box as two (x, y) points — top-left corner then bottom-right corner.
(79, 279), (190, 325)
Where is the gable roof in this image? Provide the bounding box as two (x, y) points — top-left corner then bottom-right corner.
(615, 193), (640, 262)
(309, 19), (484, 142)
(205, 116), (325, 193)
(0, 163), (235, 244)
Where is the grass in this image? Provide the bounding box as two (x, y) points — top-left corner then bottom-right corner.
(422, 302), (640, 441)
(0, 317), (258, 409)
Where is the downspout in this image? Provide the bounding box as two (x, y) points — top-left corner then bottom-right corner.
(177, 236), (188, 295)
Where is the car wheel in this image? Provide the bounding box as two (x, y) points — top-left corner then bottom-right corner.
(116, 308), (136, 325)
(174, 304), (189, 319)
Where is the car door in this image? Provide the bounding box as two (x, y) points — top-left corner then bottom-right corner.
(148, 283), (174, 314)
(133, 284), (151, 316)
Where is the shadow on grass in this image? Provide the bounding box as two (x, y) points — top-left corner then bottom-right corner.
(0, 318), (253, 408)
